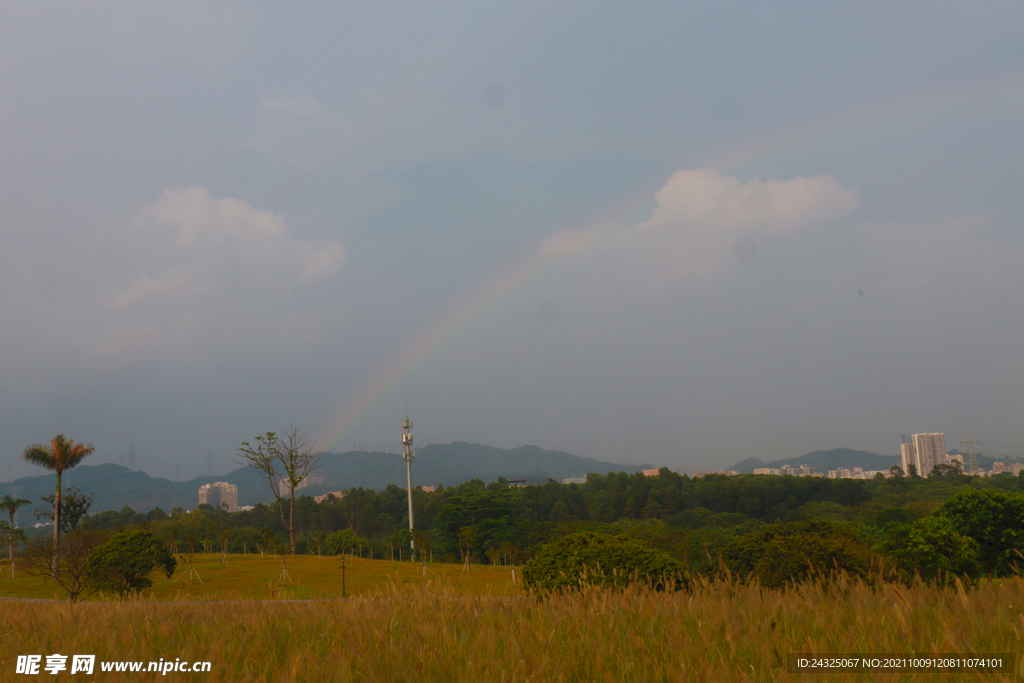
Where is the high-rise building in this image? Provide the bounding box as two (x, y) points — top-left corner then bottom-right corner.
(198, 482), (239, 512)
(912, 433), (945, 477)
(900, 442), (916, 475)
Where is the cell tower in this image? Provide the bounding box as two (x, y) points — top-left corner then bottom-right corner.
(401, 404), (415, 555)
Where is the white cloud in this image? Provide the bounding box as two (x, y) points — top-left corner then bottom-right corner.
(646, 169), (858, 232)
(130, 187), (342, 279)
(109, 269), (190, 308)
(103, 187), (344, 355)
(638, 169), (859, 275)
(539, 169), (859, 279)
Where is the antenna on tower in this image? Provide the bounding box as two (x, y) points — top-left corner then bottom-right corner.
(401, 394), (416, 558)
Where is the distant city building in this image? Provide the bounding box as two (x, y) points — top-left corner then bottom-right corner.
(988, 461), (1023, 476)
(776, 464), (815, 477)
(827, 468), (889, 480)
(641, 468), (661, 477)
(420, 486), (436, 493)
(900, 442), (916, 475)
(280, 474), (325, 495)
(753, 466), (827, 478)
(912, 433), (946, 476)
(507, 479), (528, 487)
(562, 476), (588, 485)
(198, 482), (238, 512)
(942, 453), (963, 468)
(313, 491), (348, 503)
(690, 470), (740, 478)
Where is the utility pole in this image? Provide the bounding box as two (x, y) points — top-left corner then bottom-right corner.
(402, 402), (415, 558)
(961, 434), (978, 475)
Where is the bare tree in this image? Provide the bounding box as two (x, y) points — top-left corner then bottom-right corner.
(238, 428), (321, 554)
(23, 531), (107, 602)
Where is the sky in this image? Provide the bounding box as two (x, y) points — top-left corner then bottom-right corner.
(2, 2), (1024, 481)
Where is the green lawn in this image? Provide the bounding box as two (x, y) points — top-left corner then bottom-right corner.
(0, 554), (525, 601)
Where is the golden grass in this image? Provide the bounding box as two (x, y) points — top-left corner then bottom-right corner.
(0, 554), (525, 601)
(1, 572), (1022, 682)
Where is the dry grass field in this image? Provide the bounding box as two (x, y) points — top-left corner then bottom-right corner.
(1, 561), (1023, 682)
(0, 553), (524, 601)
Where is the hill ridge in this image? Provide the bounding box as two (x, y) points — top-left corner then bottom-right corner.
(3, 442), (648, 516)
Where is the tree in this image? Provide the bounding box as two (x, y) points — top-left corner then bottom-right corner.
(0, 522), (27, 576)
(880, 516), (980, 584)
(720, 521), (874, 588)
(258, 526), (275, 557)
(936, 489), (1024, 576)
(23, 530), (107, 602)
(307, 531), (325, 558)
(929, 462), (967, 481)
(87, 529), (176, 597)
(35, 487), (94, 533)
(21, 435), (95, 569)
(457, 526), (478, 568)
(238, 428), (322, 553)
(325, 529), (358, 556)
(434, 490), (515, 562)
(0, 494), (32, 574)
(214, 521), (232, 565)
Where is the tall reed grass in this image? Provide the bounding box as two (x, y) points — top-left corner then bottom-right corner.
(2, 574), (1022, 682)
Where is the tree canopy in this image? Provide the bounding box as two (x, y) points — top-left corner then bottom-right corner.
(87, 529), (176, 597)
(522, 531), (688, 593)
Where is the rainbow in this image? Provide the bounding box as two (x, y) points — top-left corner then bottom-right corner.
(314, 191), (649, 451)
(316, 68), (1024, 451)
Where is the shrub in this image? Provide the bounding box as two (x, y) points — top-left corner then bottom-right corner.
(720, 520), (873, 588)
(521, 531), (688, 593)
(87, 529), (176, 597)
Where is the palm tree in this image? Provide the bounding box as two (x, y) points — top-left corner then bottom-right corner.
(0, 494), (32, 576)
(22, 435), (95, 569)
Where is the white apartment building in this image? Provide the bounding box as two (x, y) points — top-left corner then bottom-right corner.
(910, 433), (945, 476)
(198, 481), (239, 512)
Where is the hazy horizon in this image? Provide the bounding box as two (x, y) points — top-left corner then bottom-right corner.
(3, 3), (1023, 481)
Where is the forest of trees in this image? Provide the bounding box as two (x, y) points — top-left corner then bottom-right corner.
(55, 465), (1024, 583)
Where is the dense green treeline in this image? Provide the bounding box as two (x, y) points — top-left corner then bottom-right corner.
(65, 468), (1024, 583)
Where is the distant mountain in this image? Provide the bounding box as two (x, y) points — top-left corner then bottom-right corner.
(2, 442), (647, 516)
(728, 448), (900, 474)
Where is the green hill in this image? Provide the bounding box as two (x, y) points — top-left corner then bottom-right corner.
(3, 442), (647, 517)
(728, 448), (899, 474)
(729, 447), (1019, 475)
